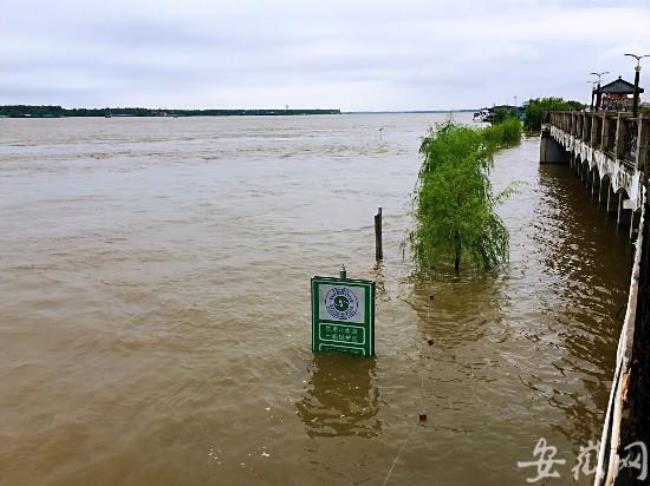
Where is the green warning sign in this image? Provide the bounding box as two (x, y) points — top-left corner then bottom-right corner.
(311, 276), (375, 357)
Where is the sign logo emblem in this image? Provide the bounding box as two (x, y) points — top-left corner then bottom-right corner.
(324, 287), (359, 320)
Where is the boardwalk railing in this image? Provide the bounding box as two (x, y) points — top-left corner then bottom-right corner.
(545, 111), (650, 173)
(594, 193), (646, 486)
(543, 112), (648, 222)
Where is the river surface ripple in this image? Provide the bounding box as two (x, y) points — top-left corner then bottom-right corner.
(0, 114), (631, 485)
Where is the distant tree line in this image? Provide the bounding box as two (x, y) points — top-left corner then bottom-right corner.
(0, 105), (341, 118)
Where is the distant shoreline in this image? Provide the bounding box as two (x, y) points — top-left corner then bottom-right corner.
(344, 109), (477, 114)
(0, 105), (341, 118)
(0, 105), (479, 119)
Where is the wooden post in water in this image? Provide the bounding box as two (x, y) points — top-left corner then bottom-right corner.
(374, 207), (383, 262)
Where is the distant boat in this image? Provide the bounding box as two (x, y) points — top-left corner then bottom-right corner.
(474, 105), (524, 123)
(473, 108), (490, 122)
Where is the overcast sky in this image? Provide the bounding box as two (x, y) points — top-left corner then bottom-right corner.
(1, 0), (649, 111)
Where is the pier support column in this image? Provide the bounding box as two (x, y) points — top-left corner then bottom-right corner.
(606, 185), (616, 215)
(540, 128), (570, 164)
(591, 171), (598, 197)
(617, 192), (623, 227)
(630, 210), (638, 241)
(598, 178), (607, 205)
(617, 192), (631, 229)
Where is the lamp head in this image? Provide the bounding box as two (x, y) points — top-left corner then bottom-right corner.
(625, 53), (650, 67)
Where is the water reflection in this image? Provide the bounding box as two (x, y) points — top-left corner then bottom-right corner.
(407, 276), (507, 349)
(532, 164), (631, 446)
(296, 354), (381, 438)
(533, 163), (629, 370)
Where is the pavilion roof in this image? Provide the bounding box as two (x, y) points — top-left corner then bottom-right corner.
(598, 76), (644, 94)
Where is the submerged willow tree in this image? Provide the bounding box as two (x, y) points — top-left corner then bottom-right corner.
(410, 121), (519, 274)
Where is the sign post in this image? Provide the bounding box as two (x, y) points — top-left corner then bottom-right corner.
(311, 273), (375, 357)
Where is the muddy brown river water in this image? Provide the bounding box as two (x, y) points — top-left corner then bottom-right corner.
(0, 114), (632, 485)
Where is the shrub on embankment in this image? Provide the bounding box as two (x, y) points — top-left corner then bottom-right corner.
(409, 120), (520, 274)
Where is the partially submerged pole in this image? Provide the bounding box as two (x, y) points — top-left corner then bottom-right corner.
(374, 207), (383, 262)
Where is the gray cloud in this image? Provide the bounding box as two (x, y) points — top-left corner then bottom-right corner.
(0, 0), (648, 110)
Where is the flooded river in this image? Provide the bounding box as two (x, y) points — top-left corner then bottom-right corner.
(0, 114), (631, 485)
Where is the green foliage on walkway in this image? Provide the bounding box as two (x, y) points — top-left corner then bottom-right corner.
(410, 120), (520, 274)
(524, 97), (584, 132)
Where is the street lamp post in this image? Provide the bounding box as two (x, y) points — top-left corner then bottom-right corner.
(625, 53), (650, 117)
(587, 81), (598, 110)
(590, 71), (609, 111)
